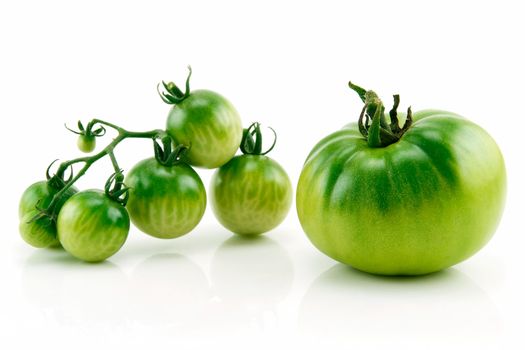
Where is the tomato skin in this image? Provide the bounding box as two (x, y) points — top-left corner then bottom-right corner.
(210, 155), (293, 235)
(19, 211), (60, 248)
(166, 89), (242, 169)
(57, 190), (129, 262)
(18, 181), (77, 248)
(296, 110), (506, 275)
(125, 158), (206, 239)
(19, 181), (77, 219)
(77, 134), (96, 153)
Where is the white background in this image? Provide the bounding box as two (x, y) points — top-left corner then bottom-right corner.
(1, 1), (524, 349)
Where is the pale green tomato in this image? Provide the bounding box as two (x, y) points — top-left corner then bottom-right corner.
(166, 90), (242, 169)
(19, 181), (77, 248)
(19, 210), (60, 248)
(211, 155), (293, 235)
(57, 190), (129, 262)
(77, 134), (96, 153)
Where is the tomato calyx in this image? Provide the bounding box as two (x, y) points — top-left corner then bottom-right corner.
(240, 122), (277, 156)
(349, 82), (413, 148)
(26, 160), (77, 224)
(153, 135), (189, 167)
(46, 159), (74, 191)
(65, 120), (106, 153)
(104, 170), (130, 206)
(157, 66), (193, 104)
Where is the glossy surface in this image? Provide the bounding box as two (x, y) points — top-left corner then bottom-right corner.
(18, 181), (77, 248)
(297, 110), (506, 275)
(125, 158), (207, 239)
(57, 190), (130, 262)
(166, 89), (242, 169)
(211, 155), (293, 235)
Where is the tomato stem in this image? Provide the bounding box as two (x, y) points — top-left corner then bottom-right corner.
(65, 120), (107, 139)
(349, 82), (413, 148)
(367, 103), (383, 148)
(239, 122), (277, 156)
(157, 66), (193, 105)
(104, 169), (130, 206)
(153, 136), (189, 167)
(39, 120), (167, 221)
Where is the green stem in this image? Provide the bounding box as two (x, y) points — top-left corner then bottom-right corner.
(158, 66), (193, 105)
(348, 81), (413, 148)
(108, 150), (120, 174)
(88, 119), (122, 133)
(45, 120), (164, 218)
(239, 122), (277, 156)
(367, 103), (383, 148)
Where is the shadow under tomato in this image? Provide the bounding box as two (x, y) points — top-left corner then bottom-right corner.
(127, 253), (211, 329)
(205, 234), (294, 331)
(21, 248), (128, 326)
(298, 263), (502, 347)
(122, 224), (228, 258)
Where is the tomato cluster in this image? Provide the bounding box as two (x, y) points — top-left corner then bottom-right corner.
(19, 71), (506, 276)
(19, 68), (292, 263)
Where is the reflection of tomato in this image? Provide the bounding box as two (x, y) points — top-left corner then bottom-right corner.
(299, 265), (501, 343)
(57, 190), (129, 262)
(125, 158), (206, 239)
(297, 83), (506, 275)
(19, 181), (77, 248)
(210, 236), (293, 305)
(129, 254), (209, 326)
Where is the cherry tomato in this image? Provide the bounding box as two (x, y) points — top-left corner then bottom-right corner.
(125, 158), (206, 239)
(57, 190), (130, 262)
(19, 181), (77, 248)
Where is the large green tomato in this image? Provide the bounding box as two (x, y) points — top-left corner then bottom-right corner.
(211, 154), (292, 235)
(57, 190), (129, 262)
(296, 85), (506, 276)
(125, 158), (207, 239)
(19, 181), (77, 248)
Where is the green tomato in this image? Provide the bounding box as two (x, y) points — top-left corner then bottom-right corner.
(210, 155), (293, 235)
(77, 134), (96, 153)
(57, 190), (129, 262)
(125, 158), (206, 239)
(166, 90), (242, 169)
(19, 181), (77, 248)
(296, 110), (506, 275)
(19, 210), (60, 248)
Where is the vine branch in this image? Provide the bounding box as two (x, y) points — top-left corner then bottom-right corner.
(41, 119), (167, 220)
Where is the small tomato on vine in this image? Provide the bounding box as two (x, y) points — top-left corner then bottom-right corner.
(211, 123), (292, 235)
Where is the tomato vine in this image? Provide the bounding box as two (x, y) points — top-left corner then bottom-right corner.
(34, 119), (169, 223)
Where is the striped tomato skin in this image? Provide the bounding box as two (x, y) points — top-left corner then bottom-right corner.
(166, 89), (242, 169)
(125, 158), (206, 239)
(210, 155), (292, 235)
(297, 110), (506, 275)
(57, 190), (129, 262)
(19, 181), (77, 248)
